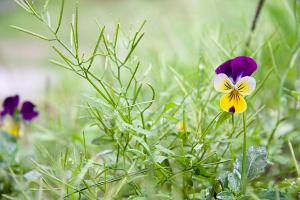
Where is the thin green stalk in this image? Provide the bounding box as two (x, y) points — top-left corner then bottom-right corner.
(288, 140), (300, 177)
(215, 113), (235, 171)
(246, 0), (266, 47)
(55, 0), (65, 34)
(64, 168), (153, 198)
(241, 112), (247, 194)
(199, 112), (222, 141)
(266, 117), (287, 150)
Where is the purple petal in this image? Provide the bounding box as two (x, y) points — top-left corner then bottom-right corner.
(215, 56), (257, 82)
(215, 59), (233, 78)
(20, 101), (38, 121)
(231, 56), (257, 81)
(1, 95), (20, 117)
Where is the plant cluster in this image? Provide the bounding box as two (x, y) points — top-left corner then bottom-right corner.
(0, 0), (299, 199)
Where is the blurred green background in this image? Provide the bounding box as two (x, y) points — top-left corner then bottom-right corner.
(0, 0), (263, 101)
(0, 0), (300, 198)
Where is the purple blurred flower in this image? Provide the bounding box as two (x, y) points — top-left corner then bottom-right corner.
(215, 56), (257, 83)
(0, 95), (19, 117)
(20, 101), (39, 121)
(1, 95), (38, 121)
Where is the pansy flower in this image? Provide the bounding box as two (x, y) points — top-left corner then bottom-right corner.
(0, 95), (20, 117)
(0, 95), (38, 137)
(213, 56), (257, 113)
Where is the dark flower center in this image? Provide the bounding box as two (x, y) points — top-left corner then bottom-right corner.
(229, 106), (235, 113)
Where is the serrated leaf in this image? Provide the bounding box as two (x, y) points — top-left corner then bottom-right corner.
(255, 189), (288, 200)
(234, 146), (268, 181)
(216, 191), (234, 200)
(217, 171), (230, 189)
(217, 171), (241, 194)
(227, 172), (240, 194)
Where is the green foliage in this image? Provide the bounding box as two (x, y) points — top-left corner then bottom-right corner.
(216, 146), (271, 199)
(234, 146), (268, 182)
(0, 0), (299, 199)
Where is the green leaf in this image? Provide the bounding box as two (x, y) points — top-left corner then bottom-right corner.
(217, 171), (230, 189)
(163, 102), (178, 112)
(155, 145), (176, 156)
(91, 135), (114, 146)
(55, 0), (65, 34)
(217, 171), (241, 194)
(123, 123), (152, 136)
(193, 165), (214, 178)
(132, 136), (151, 155)
(127, 149), (146, 157)
(153, 154), (167, 164)
(128, 197), (147, 200)
(216, 191), (234, 200)
(291, 90), (300, 98)
(234, 146), (268, 181)
(255, 189), (288, 200)
(10, 25), (54, 41)
(227, 172), (240, 194)
(164, 116), (178, 121)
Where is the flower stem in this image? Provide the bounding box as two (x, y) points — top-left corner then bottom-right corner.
(241, 112), (247, 194)
(288, 139), (300, 177)
(246, 0), (266, 47)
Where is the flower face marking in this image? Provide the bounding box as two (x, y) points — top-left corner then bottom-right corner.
(235, 76), (256, 96)
(213, 56), (257, 114)
(219, 87), (247, 114)
(213, 73), (234, 93)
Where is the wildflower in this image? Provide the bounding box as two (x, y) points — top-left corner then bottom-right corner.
(0, 95), (38, 137)
(0, 95), (19, 117)
(213, 56), (257, 113)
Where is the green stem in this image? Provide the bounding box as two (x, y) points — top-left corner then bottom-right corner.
(241, 112), (247, 194)
(288, 140), (300, 177)
(215, 113), (235, 172)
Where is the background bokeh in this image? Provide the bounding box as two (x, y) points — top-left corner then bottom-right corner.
(0, 0), (300, 198)
(0, 0), (262, 100)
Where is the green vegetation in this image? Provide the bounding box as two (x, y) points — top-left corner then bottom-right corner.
(0, 0), (300, 199)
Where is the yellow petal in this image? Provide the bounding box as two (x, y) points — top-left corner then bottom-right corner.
(213, 73), (234, 93)
(220, 91), (247, 113)
(235, 76), (256, 96)
(1, 117), (21, 137)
